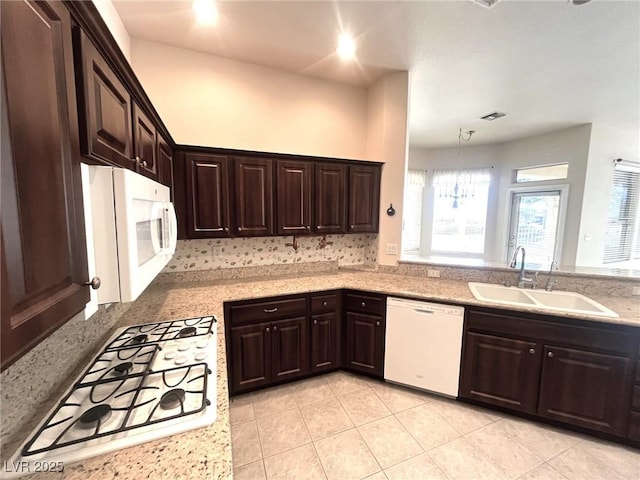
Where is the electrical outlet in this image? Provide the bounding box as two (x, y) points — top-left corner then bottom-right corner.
(385, 243), (398, 255)
(212, 245), (222, 256)
(632, 286), (640, 296)
(427, 269), (440, 278)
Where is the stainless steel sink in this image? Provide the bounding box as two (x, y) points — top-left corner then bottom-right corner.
(468, 282), (618, 318)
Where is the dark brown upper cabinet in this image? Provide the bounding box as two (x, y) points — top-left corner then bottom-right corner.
(315, 163), (347, 234)
(234, 157), (274, 237)
(348, 164), (381, 233)
(157, 134), (173, 192)
(132, 103), (157, 180)
(74, 29), (134, 169)
(1, 0), (90, 370)
(276, 160), (312, 235)
(185, 153), (231, 238)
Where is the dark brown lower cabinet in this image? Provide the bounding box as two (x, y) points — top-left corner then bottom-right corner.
(227, 301), (309, 395)
(310, 312), (339, 372)
(230, 322), (271, 393)
(271, 317), (308, 382)
(460, 308), (638, 441)
(344, 312), (385, 377)
(460, 333), (541, 413)
(537, 345), (632, 436)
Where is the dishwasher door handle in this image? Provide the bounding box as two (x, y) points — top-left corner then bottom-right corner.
(413, 309), (435, 315)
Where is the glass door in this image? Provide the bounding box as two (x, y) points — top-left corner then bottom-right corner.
(507, 190), (562, 270)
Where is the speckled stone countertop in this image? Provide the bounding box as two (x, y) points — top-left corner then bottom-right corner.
(30, 270), (639, 479)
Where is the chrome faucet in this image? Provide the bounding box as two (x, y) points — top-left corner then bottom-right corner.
(545, 260), (558, 291)
(510, 246), (537, 289)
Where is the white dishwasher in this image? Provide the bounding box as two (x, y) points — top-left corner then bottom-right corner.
(384, 297), (465, 397)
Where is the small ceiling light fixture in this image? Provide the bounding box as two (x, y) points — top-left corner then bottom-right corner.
(192, 0), (218, 25)
(571, 0), (593, 5)
(471, 0), (503, 9)
(479, 111), (507, 121)
(336, 33), (356, 60)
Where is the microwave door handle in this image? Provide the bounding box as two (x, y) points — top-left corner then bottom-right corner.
(164, 202), (178, 254)
(150, 203), (164, 255)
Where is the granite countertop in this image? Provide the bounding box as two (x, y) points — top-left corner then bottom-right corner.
(35, 270), (639, 479)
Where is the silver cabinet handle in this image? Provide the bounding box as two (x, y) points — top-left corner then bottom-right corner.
(313, 319), (318, 325)
(548, 351), (554, 358)
(361, 302), (366, 307)
(238, 226), (243, 232)
(264, 307), (278, 313)
(142, 160), (148, 168)
(134, 156), (140, 165)
(85, 276), (101, 290)
(266, 327), (270, 332)
(306, 225), (310, 230)
(273, 326), (278, 331)
(350, 224), (355, 229)
(529, 348), (535, 354)
(322, 300), (328, 307)
(316, 225), (320, 229)
(376, 321), (381, 327)
(223, 227), (229, 232)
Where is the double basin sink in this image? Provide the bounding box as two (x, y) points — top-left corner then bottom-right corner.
(468, 282), (618, 318)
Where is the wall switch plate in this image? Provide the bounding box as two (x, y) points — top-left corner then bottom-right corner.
(427, 269), (440, 278)
(632, 286), (640, 296)
(212, 245), (222, 256)
(385, 243), (398, 255)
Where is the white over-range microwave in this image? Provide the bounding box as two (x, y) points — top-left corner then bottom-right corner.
(81, 164), (177, 310)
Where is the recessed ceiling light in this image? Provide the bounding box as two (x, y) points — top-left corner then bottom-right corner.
(192, 0), (218, 25)
(479, 111), (507, 121)
(336, 33), (356, 60)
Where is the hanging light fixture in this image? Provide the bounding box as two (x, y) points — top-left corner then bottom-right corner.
(451, 128), (476, 208)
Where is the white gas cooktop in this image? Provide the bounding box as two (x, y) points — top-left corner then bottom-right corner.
(2, 317), (217, 479)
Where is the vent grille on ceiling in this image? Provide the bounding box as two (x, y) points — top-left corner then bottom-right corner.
(471, 0), (503, 9)
(479, 112), (506, 121)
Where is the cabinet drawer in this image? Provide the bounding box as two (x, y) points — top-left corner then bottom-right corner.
(345, 293), (384, 315)
(633, 385), (640, 410)
(311, 293), (338, 313)
(229, 297), (307, 325)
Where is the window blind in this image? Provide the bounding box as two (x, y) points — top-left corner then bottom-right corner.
(402, 169), (426, 252)
(603, 169), (640, 263)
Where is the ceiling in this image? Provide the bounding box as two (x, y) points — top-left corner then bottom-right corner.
(113, 0), (640, 149)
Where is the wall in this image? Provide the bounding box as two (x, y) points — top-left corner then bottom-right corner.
(408, 125), (593, 266)
(164, 235), (378, 272)
(576, 124), (640, 266)
(366, 72), (410, 266)
(92, 0), (131, 61)
(408, 144), (502, 260)
(130, 39), (368, 159)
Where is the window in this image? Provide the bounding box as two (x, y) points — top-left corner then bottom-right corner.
(515, 163), (568, 183)
(431, 168), (491, 254)
(402, 169), (426, 253)
(603, 169), (640, 264)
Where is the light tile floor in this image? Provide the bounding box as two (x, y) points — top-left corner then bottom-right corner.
(230, 372), (640, 480)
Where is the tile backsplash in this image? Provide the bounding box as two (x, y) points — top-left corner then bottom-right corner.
(164, 234), (378, 272)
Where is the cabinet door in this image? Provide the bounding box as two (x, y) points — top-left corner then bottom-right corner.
(230, 322), (271, 394)
(271, 317), (309, 382)
(314, 163), (346, 234)
(157, 134), (173, 192)
(186, 153), (231, 238)
(132, 104), (157, 179)
(311, 312), (339, 372)
(460, 333), (541, 413)
(538, 345), (632, 435)
(234, 157), (274, 236)
(348, 165), (381, 233)
(276, 160), (312, 235)
(75, 29), (133, 169)
(1, 0), (90, 369)
(345, 312), (384, 377)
